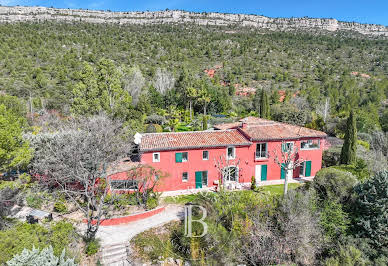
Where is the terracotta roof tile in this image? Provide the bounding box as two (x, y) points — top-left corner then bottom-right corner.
(239, 120), (327, 141)
(216, 116), (327, 140)
(139, 130), (251, 152)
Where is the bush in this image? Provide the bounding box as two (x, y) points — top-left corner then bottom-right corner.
(324, 245), (368, 266)
(320, 201), (349, 240)
(85, 239), (100, 256)
(145, 114), (166, 125)
(0, 221), (76, 264)
(146, 195), (159, 210)
(312, 167), (357, 203)
(26, 194), (44, 209)
(332, 159), (370, 181)
(146, 123), (163, 133)
(53, 201), (68, 214)
(250, 176), (256, 190)
(7, 246), (77, 266)
(352, 170), (388, 249)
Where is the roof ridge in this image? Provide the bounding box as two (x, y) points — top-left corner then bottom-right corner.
(141, 129), (237, 136)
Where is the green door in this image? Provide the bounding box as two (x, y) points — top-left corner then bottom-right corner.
(261, 165), (267, 181)
(195, 171), (202, 188)
(305, 161), (312, 177)
(280, 163), (286, 179)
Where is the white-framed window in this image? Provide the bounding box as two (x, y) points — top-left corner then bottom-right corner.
(110, 180), (138, 190)
(182, 172), (188, 182)
(153, 152), (160, 162)
(223, 166), (239, 182)
(203, 150), (209, 160)
(155, 174), (159, 181)
(282, 142), (294, 153)
(301, 139), (320, 150)
(256, 143), (268, 158)
(227, 146), (236, 160)
(182, 152), (188, 162)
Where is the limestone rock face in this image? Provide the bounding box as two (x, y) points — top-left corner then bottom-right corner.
(0, 6), (387, 37)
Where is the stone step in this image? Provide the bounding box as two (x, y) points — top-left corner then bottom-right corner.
(102, 245), (127, 255)
(101, 253), (128, 265)
(102, 249), (127, 259)
(103, 260), (131, 266)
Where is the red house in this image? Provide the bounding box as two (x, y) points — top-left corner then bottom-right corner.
(110, 117), (327, 193)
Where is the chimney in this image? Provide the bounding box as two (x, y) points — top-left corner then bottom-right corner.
(241, 122), (248, 129)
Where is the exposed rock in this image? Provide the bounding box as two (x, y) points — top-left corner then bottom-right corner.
(0, 6), (387, 37)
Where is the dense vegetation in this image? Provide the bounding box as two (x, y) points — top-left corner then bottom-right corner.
(0, 22), (387, 133)
(133, 170), (388, 265)
(0, 20), (387, 265)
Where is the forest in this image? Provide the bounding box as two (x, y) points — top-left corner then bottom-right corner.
(0, 21), (387, 265)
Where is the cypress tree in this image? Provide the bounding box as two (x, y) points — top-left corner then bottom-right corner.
(340, 110), (357, 164)
(260, 89), (270, 119)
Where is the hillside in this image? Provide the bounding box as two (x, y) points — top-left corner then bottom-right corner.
(0, 6), (387, 37)
(0, 6), (387, 139)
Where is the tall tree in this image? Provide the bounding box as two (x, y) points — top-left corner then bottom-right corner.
(340, 110), (357, 165)
(255, 89), (270, 119)
(72, 59), (133, 120)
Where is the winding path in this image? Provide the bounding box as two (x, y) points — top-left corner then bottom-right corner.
(95, 205), (184, 265)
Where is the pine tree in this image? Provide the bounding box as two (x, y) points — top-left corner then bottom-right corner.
(260, 89), (270, 119)
(340, 110), (357, 165)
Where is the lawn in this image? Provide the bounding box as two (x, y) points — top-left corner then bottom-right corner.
(162, 183), (303, 204)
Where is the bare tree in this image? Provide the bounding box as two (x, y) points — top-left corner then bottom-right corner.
(316, 97), (331, 122)
(273, 141), (305, 195)
(29, 114), (133, 240)
(123, 66), (145, 105)
(153, 68), (175, 95)
(214, 154), (241, 190)
(124, 165), (166, 209)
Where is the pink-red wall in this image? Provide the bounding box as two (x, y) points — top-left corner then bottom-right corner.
(119, 137), (325, 192)
(141, 145), (250, 191)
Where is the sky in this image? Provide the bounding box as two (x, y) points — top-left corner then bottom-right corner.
(1, 0), (387, 26)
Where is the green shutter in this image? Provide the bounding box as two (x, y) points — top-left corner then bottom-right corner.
(261, 165), (267, 181)
(281, 163), (286, 179)
(305, 161), (312, 177)
(195, 171), (202, 188)
(281, 143), (285, 152)
(175, 152), (182, 163)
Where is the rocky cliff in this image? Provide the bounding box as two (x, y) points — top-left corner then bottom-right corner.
(0, 6), (387, 37)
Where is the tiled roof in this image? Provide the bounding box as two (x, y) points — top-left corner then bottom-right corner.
(214, 116), (269, 130)
(213, 122), (241, 130)
(239, 119), (327, 141)
(215, 116), (327, 141)
(139, 130), (251, 152)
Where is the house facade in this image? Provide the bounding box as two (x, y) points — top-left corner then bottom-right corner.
(110, 117), (327, 193)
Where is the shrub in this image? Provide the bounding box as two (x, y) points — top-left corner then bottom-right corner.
(324, 245), (369, 266)
(250, 176), (256, 190)
(146, 195), (159, 210)
(146, 123), (163, 133)
(145, 114), (166, 125)
(0, 221), (76, 264)
(85, 239), (100, 256)
(26, 194), (44, 209)
(332, 159), (370, 181)
(7, 246), (77, 266)
(54, 201), (68, 214)
(320, 201), (349, 240)
(312, 167), (357, 204)
(353, 170), (388, 249)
